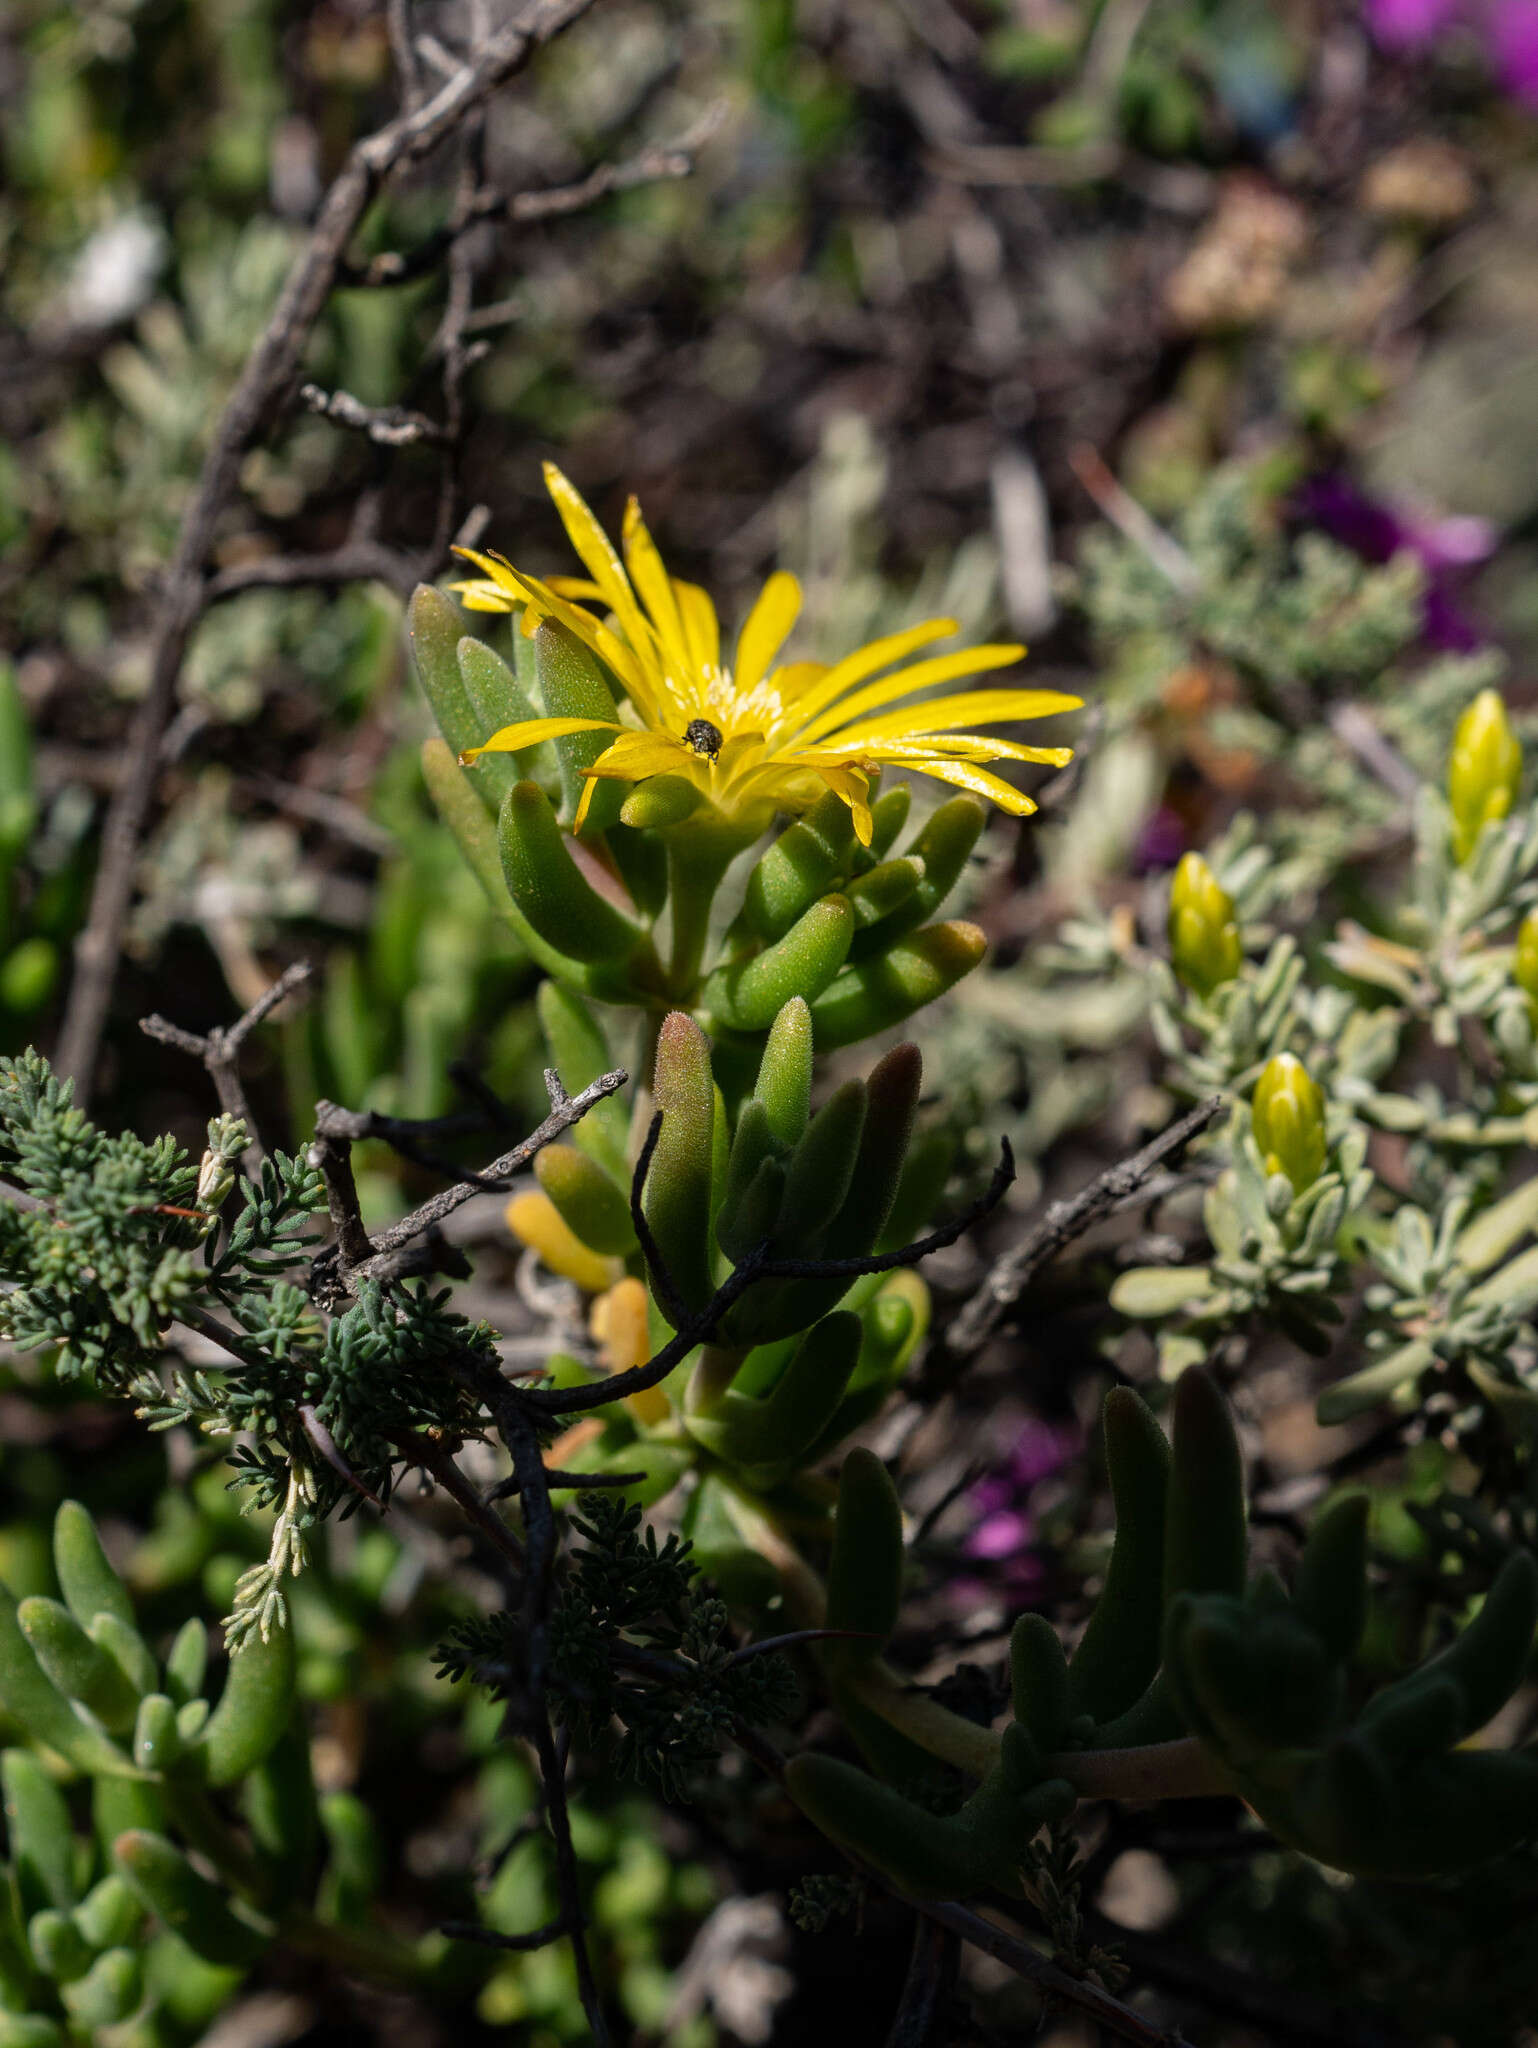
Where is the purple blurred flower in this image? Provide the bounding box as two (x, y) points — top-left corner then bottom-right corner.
(1490, 0), (1538, 103)
(960, 1418), (1078, 1592)
(1367, 0), (1462, 48)
(1365, 0), (1538, 107)
(1298, 471), (1496, 651)
(1132, 806), (1189, 876)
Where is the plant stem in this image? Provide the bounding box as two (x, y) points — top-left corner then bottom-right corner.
(686, 1343), (748, 1414)
(279, 1907), (443, 1988)
(846, 1664), (1003, 1778)
(845, 1667), (1235, 1802)
(1052, 1737), (1233, 1802)
(664, 830), (740, 999)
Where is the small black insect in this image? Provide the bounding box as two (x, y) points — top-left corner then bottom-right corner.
(685, 718), (724, 760)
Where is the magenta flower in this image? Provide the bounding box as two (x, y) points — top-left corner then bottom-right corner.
(1490, 0), (1538, 101)
(960, 1418), (1078, 1592)
(1297, 472), (1496, 652)
(1367, 0), (1462, 47)
(1365, 0), (1538, 107)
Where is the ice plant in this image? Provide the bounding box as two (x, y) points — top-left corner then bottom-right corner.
(451, 464), (1079, 843)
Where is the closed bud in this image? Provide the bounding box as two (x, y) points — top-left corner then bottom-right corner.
(1448, 688), (1522, 864)
(506, 1190), (620, 1294)
(1515, 908), (1538, 1017)
(1168, 852), (1242, 997)
(591, 1276), (670, 1426)
(193, 1158), (234, 1229)
(533, 1145), (636, 1256)
(619, 774), (702, 829)
(1251, 1052), (1327, 1195)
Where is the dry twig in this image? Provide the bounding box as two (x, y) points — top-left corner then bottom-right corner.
(140, 961), (314, 1166)
(931, 1095), (1225, 1381)
(58, 0), (600, 1102)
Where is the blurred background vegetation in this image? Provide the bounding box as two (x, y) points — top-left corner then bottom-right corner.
(6, 0), (1538, 2041)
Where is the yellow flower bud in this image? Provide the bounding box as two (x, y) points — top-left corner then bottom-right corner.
(1514, 909), (1538, 1020)
(1251, 1053), (1327, 1196)
(1448, 689), (1522, 865)
(506, 1190), (620, 1294)
(591, 1275), (670, 1426)
(1168, 852), (1242, 997)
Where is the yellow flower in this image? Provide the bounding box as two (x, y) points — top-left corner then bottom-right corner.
(451, 464), (1080, 843)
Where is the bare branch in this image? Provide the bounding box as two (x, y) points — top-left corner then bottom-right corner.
(306, 1119), (377, 1273)
(140, 961), (313, 1166)
(628, 1110), (691, 1330)
(299, 382), (445, 444)
(728, 1723), (1192, 2048)
(499, 1401), (612, 2044)
(439, 1916), (571, 1952)
(398, 1430), (525, 1570)
(203, 540), (422, 604)
(345, 106), (726, 290)
(886, 1917), (957, 2048)
(932, 1097), (1224, 1379)
(313, 1065), (628, 1294)
(918, 1900), (1193, 2048)
(526, 1136), (1015, 1418)
(491, 1466), (648, 1495)
(57, 0), (602, 1104)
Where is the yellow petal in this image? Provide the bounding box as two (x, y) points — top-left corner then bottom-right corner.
(545, 575), (609, 602)
(911, 758), (1039, 814)
(798, 647), (1027, 745)
(447, 581), (519, 614)
(582, 730), (693, 780)
(845, 687), (1084, 743)
(811, 764), (875, 844)
(509, 567), (658, 719)
(542, 463), (648, 640)
(673, 578), (721, 679)
(622, 499), (694, 683)
(716, 731), (766, 779)
(781, 618), (959, 726)
(733, 571), (802, 696)
(827, 735), (1074, 766)
(768, 661), (828, 703)
(451, 546), (523, 593)
(506, 1189), (620, 1293)
(730, 758), (874, 843)
(460, 715), (619, 763)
